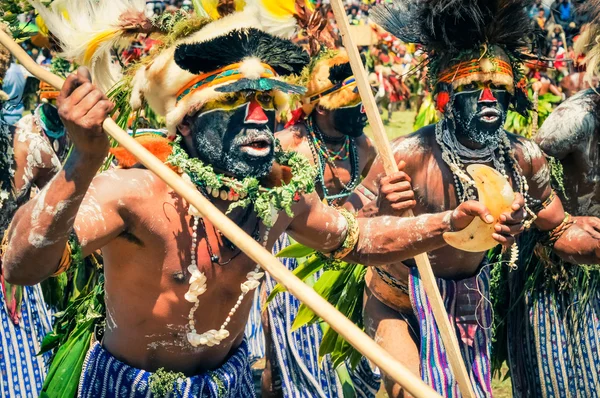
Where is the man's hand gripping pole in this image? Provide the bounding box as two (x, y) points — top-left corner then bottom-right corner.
(328, 1), (477, 396)
(0, 27), (443, 398)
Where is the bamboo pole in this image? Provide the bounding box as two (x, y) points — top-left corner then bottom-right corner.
(328, 2), (477, 397)
(0, 28), (442, 398)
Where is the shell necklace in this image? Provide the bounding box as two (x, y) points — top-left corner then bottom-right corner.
(183, 181), (273, 347)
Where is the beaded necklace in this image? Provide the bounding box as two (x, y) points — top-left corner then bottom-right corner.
(311, 133), (350, 161)
(306, 115), (360, 205)
(435, 119), (538, 267)
(183, 182), (270, 347)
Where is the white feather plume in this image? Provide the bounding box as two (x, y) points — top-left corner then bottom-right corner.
(28, 0), (146, 92)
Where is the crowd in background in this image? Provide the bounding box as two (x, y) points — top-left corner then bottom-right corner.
(1, 0), (594, 130)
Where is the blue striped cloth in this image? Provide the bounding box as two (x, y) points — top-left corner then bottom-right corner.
(78, 340), (255, 398)
(244, 288), (265, 363)
(409, 263), (493, 398)
(509, 288), (600, 397)
(264, 234), (380, 398)
(0, 284), (54, 398)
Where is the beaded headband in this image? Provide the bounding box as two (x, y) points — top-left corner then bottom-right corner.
(176, 62), (277, 105)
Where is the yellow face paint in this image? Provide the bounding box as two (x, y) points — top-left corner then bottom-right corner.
(455, 81), (511, 93)
(201, 91), (275, 113)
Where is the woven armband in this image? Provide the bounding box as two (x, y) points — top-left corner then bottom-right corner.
(324, 208), (360, 260)
(530, 190), (556, 214)
(51, 232), (80, 277)
(0, 229), (8, 260)
(542, 213), (575, 248)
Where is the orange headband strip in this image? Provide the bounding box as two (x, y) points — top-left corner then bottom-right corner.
(437, 59), (514, 84)
(39, 81), (60, 100)
(40, 91), (60, 100)
(176, 62), (277, 104)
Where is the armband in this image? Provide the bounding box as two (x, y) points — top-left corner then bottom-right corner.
(356, 184), (377, 202)
(530, 190), (556, 214)
(0, 229), (8, 261)
(543, 213), (575, 247)
(51, 232), (80, 277)
(325, 208), (359, 260)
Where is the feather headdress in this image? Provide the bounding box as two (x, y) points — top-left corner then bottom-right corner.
(301, 50), (360, 115)
(575, 0), (600, 83)
(30, 0), (311, 136)
(371, 0), (537, 115)
(29, 0), (148, 93)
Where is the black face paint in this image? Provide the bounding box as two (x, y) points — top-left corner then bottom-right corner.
(191, 102), (276, 179)
(452, 87), (510, 147)
(333, 102), (367, 138)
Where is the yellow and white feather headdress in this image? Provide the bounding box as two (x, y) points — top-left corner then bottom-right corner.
(29, 0), (311, 136)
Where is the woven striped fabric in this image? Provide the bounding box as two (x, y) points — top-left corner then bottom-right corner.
(0, 284), (54, 398)
(77, 340), (255, 398)
(264, 234), (380, 398)
(244, 288), (266, 363)
(409, 264), (493, 398)
(509, 289), (600, 398)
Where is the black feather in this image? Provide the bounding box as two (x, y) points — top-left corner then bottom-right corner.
(371, 0), (536, 70)
(328, 54), (366, 85)
(577, 0), (600, 25)
(328, 62), (352, 85)
(175, 28), (310, 76)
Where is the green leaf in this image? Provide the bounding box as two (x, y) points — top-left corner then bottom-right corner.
(41, 323), (93, 397)
(266, 255), (325, 303)
(291, 269), (346, 330)
(318, 325), (339, 359)
(39, 332), (61, 355)
(275, 243), (315, 259)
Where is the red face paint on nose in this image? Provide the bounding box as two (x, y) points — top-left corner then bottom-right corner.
(245, 100), (269, 124)
(479, 88), (497, 102)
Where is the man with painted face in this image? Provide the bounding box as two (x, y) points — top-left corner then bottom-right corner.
(364, 1), (600, 397)
(259, 50), (402, 398)
(278, 50), (379, 207)
(2, 1), (528, 397)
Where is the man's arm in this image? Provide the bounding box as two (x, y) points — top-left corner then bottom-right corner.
(534, 94), (596, 160)
(12, 127), (61, 196)
(286, 191), (524, 266)
(553, 217), (600, 264)
(517, 138), (600, 263)
(2, 68), (117, 285)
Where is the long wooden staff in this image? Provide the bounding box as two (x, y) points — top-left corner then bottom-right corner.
(0, 29), (443, 398)
(328, 2), (477, 397)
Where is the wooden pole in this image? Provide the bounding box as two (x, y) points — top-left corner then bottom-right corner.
(328, 2), (477, 397)
(0, 28), (443, 398)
